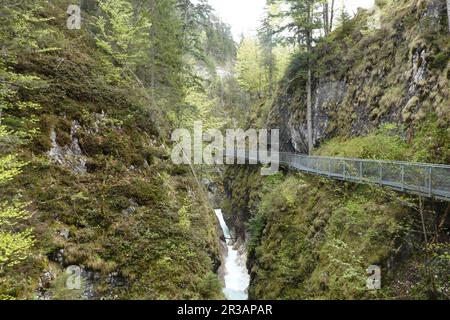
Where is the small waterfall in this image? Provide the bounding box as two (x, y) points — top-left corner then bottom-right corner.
(214, 209), (250, 300)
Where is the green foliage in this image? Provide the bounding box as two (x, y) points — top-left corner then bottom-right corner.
(196, 272), (224, 300)
(268, 0), (324, 46)
(408, 115), (450, 164)
(0, 1), (61, 56)
(419, 243), (450, 299)
(429, 52), (448, 70)
(0, 140), (34, 274)
(378, 86), (405, 118)
(144, 0), (186, 107)
(235, 37), (291, 98)
(173, 87), (227, 129)
(0, 148), (34, 274)
(0, 2), (45, 278)
(0, 155), (24, 184)
(316, 118), (450, 165)
(236, 38), (267, 97)
(0, 0), (225, 300)
(0, 225), (34, 272)
(318, 238), (367, 299)
(93, 0), (151, 80)
(202, 15), (236, 64)
(46, 271), (84, 300)
(240, 171), (412, 299)
(316, 124), (410, 160)
(178, 200), (192, 230)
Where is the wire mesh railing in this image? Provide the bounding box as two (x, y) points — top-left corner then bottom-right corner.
(227, 149), (450, 201)
(279, 153), (450, 201)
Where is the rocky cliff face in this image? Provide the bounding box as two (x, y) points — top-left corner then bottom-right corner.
(271, 0), (449, 154)
(223, 0), (450, 300)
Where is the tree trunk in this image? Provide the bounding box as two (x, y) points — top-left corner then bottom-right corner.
(419, 196), (428, 244)
(268, 45), (274, 97)
(149, 0), (156, 101)
(306, 4), (313, 155)
(323, 3), (329, 36)
(330, 0), (335, 32)
(447, 0), (450, 32)
(307, 67), (313, 155)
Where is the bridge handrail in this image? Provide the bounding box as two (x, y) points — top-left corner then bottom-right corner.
(225, 149), (450, 201)
(226, 149), (450, 169)
(277, 152), (450, 169)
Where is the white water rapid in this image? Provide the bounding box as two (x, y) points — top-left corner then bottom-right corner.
(214, 209), (250, 300)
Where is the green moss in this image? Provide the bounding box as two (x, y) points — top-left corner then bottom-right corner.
(227, 0), (450, 301)
(409, 115), (450, 164)
(379, 86), (405, 117)
(314, 114), (450, 165)
(245, 171), (419, 299)
(315, 124), (409, 160)
(429, 52), (449, 70)
(196, 272), (224, 300)
(402, 96), (419, 122)
(47, 271), (84, 300)
(0, 1), (222, 300)
(238, 114), (448, 299)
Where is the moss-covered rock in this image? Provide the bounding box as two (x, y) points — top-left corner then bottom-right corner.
(0, 1), (222, 300)
(271, 0), (449, 154)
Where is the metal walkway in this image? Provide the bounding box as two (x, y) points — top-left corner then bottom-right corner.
(231, 150), (450, 202)
(278, 153), (450, 201)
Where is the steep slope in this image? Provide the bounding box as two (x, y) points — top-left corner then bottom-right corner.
(273, 0), (449, 162)
(223, 0), (450, 300)
(0, 1), (222, 299)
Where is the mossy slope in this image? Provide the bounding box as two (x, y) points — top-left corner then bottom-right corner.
(224, 0), (449, 300)
(0, 1), (222, 300)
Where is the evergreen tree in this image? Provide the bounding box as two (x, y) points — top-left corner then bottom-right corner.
(259, 16), (276, 97)
(268, 0), (323, 154)
(93, 0), (151, 80)
(145, 0), (185, 106)
(235, 37), (266, 98)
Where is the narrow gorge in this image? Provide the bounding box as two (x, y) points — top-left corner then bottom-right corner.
(0, 0), (449, 302)
(221, 0), (449, 300)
